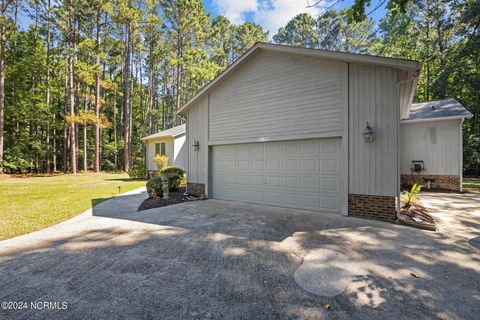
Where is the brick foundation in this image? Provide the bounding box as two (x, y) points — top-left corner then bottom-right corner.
(349, 194), (396, 223)
(401, 174), (460, 191)
(187, 183), (205, 197)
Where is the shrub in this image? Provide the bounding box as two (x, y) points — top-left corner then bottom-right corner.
(154, 155), (169, 171)
(402, 183), (422, 208)
(159, 166), (185, 191)
(146, 176), (164, 198)
(128, 167), (146, 179)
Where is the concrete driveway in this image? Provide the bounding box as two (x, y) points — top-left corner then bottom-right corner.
(0, 189), (479, 320)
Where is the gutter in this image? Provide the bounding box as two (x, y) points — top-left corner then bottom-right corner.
(401, 115), (473, 124)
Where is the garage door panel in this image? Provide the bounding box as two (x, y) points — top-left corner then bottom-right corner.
(282, 159), (297, 171)
(251, 160), (264, 170)
(265, 191), (282, 204)
(266, 160), (281, 171)
(238, 160), (250, 170)
(299, 194), (318, 208)
(300, 141), (317, 154)
(283, 176), (297, 188)
(237, 174), (251, 185)
(299, 176), (317, 190)
(283, 142), (298, 154)
(237, 144), (250, 156)
(282, 193), (298, 206)
(225, 160), (237, 170)
(320, 196), (340, 211)
(300, 159), (317, 172)
(238, 189), (252, 201)
(319, 139), (338, 153)
(266, 175), (281, 187)
(212, 138), (342, 213)
(251, 191), (265, 202)
(319, 159), (338, 173)
(251, 144), (265, 156)
(320, 177), (338, 192)
(266, 142), (283, 155)
(251, 175), (264, 186)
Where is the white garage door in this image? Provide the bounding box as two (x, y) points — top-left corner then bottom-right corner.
(211, 138), (342, 213)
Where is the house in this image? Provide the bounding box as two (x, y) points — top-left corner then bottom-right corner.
(178, 42), (423, 223)
(400, 98), (472, 191)
(142, 124), (187, 175)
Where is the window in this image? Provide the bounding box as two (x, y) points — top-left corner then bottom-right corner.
(155, 142), (166, 156)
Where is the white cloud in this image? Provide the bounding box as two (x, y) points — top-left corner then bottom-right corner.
(213, 0), (328, 36)
(213, 0), (258, 25)
(254, 0), (327, 35)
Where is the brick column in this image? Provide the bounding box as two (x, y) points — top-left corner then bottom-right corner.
(348, 194), (397, 223)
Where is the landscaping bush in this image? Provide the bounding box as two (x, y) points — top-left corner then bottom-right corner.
(402, 183), (422, 208)
(128, 167), (146, 179)
(154, 155), (169, 171)
(146, 176), (163, 198)
(159, 166), (185, 192)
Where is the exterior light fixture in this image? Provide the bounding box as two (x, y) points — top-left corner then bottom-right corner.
(363, 122), (374, 143)
(192, 141), (200, 151)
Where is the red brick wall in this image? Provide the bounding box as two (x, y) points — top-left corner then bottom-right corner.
(349, 194), (397, 223)
(187, 183), (205, 197)
(401, 174), (460, 191)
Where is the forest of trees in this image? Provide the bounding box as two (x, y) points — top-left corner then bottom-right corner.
(0, 0), (478, 175)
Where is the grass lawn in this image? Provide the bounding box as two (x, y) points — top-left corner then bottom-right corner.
(463, 177), (480, 194)
(0, 173), (146, 240)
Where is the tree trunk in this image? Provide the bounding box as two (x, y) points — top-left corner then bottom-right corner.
(123, 23), (131, 172)
(0, 20), (5, 174)
(53, 101), (57, 172)
(45, 0), (51, 174)
(68, 9), (77, 174)
(93, 9), (101, 172)
(83, 89), (88, 172)
(113, 90), (118, 171)
(63, 65), (68, 173)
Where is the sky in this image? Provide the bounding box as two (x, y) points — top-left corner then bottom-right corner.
(18, 0), (388, 36)
(202, 0), (388, 35)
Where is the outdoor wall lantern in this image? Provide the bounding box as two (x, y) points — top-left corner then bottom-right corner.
(363, 122), (375, 143)
(192, 140), (200, 151)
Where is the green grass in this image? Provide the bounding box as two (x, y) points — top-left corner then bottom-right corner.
(463, 177), (480, 194)
(0, 173), (146, 240)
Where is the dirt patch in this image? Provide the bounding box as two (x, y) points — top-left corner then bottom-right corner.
(138, 187), (187, 211)
(400, 199), (435, 225)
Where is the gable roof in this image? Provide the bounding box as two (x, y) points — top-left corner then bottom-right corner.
(141, 124), (186, 141)
(178, 42), (422, 114)
(401, 98), (473, 122)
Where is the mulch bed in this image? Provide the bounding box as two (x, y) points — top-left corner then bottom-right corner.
(138, 187), (187, 212)
(400, 199), (435, 225)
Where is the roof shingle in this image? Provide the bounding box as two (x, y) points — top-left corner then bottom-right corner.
(402, 98), (473, 121)
(141, 124), (186, 140)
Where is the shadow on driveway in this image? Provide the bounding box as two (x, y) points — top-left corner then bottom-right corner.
(0, 190), (479, 319)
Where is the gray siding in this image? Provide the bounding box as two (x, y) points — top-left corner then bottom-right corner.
(348, 64), (400, 196)
(186, 51), (407, 200)
(187, 96), (209, 190)
(400, 119), (461, 175)
(208, 50), (345, 144)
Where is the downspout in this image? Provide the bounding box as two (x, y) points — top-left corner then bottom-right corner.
(460, 117), (465, 192)
(395, 69), (420, 221)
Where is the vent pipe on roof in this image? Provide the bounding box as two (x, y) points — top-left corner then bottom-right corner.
(432, 105), (435, 110)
